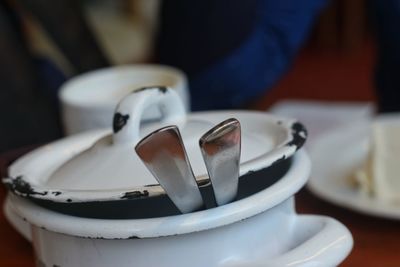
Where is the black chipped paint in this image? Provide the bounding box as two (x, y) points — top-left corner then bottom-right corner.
(292, 121), (306, 132)
(144, 179), (211, 188)
(4, 176), (48, 197)
(51, 191), (62, 196)
(286, 122), (307, 151)
(272, 155), (286, 166)
(10, 158), (291, 219)
(245, 170), (256, 176)
(132, 86), (168, 94)
(158, 86), (168, 93)
(66, 199), (72, 203)
(113, 113), (130, 133)
(80, 235), (141, 240)
(121, 190), (149, 199)
(197, 179), (211, 187)
(144, 183), (160, 187)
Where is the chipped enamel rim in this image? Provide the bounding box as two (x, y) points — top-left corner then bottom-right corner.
(9, 150), (310, 239)
(3, 113), (306, 204)
(2, 87), (307, 204)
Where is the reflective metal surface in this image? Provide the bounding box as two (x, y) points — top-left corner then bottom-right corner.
(135, 126), (204, 213)
(199, 118), (241, 206)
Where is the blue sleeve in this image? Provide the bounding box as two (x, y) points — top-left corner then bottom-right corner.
(157, 0), (328, 110)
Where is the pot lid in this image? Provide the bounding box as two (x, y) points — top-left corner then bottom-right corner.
(4, 87), (306, 204)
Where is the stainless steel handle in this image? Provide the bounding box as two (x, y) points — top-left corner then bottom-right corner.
(200, 118), (241, 206)
(135, 125), (204, 213)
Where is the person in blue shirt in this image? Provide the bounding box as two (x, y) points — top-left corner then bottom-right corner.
(0, 0), (327, 151)
(156, 0), (327, 110)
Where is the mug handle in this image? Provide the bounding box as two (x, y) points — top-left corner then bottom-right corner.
(224, 215), (353, 267)
(112, 86), (186, 145)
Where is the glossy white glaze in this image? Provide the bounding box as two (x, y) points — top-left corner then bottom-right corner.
(5, 152), (353, 266)
(7, 184), (353, 266)
(3, 87), (353, 266)
(27, 202), (352, 267)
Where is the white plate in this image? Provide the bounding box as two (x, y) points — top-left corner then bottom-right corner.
(308, 122), (400, 219)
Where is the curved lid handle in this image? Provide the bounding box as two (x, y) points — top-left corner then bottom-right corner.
(112, 86), (186, 145)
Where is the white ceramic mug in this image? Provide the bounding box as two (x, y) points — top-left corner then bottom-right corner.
(59, 64), (189, 135)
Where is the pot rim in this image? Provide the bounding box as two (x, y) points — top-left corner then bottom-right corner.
(3, 111), (307, 204)
(9, 150), (310, 239)
(3, 110), (307, 203)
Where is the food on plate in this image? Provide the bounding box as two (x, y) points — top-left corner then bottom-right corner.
(354, 114), (400, 202)
(352, 116), (400, 202)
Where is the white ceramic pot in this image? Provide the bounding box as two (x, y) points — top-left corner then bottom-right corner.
(59, 64), (189, 135)
(5, 87), (307, 216)
(3, 87), (353, 266)
(6, 150), (353, 267)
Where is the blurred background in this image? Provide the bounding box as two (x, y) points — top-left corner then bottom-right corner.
(1, 0), (398, 152)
